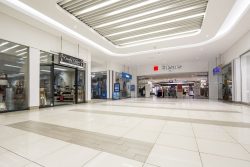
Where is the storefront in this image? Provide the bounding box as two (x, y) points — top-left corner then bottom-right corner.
(91, 71), (107, 99)
(0, 39), (29, 112)
(240, 51), (250, 103)
(40, 52), (86, 107)
(114, 72), (132, 99)
(218, 64), (232, 101)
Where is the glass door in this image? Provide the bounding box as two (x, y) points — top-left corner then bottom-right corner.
(40, 65), (53, 107)
(77, 69), (85, 103)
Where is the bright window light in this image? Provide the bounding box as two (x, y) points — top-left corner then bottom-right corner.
(4, 64), (22, 69)
(75, 0), (120, 16)
(0, 42), (9, 47)
(106, 13), (205, 37)
(106, 0), (160, 16)
(17, 52), (27, 56)
(1, 45), (20, 53)
(115, 6), (204, 28)
(54, 67), (67, 71)
(16, 48), (27, 52)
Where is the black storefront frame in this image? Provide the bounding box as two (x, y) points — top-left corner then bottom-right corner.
(40, 54), (86, 108)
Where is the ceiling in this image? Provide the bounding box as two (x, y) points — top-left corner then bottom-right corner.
(57, 0), (208, 46)
(0, 0), (249, 66)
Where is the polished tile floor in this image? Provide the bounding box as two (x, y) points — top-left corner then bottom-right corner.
(1, 98), (250, 167)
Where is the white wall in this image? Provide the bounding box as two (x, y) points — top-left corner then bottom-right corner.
(0, 12), (92, 105)
(222, 31), (250, 65)
(208, 59), (219, 100)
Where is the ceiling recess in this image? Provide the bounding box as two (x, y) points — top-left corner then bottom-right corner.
(57, 0), (209, 46)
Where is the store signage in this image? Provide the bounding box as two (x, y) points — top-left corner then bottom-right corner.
(59, 53), (85, 68)
(121, 72), (132, 80)
(153, 65), (182, 72)
(130, 85), (135, 91)
(213, 66), (222, 75)
(114, 83), (120, 92)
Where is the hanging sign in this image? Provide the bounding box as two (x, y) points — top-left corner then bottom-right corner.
(59, 53), (85, 68)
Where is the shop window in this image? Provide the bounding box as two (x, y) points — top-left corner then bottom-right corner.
(241, 51), (250, 103)
(0, 39), (29, 112)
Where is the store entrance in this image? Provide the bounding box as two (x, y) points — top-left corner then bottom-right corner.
(40, 53), (86, 108)
(137, 72), (209, 99)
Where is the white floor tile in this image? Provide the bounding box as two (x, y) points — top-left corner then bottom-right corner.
(0, 150), (30, 167)
(197, 139), (250, 161)
(201, 153), (250, 167)
(161, 124), (194, 137)
(24, 162), (43, 167)
(83, 152), (143, 167)
(37, 144), (100, 167)
(146, 145), (202, 167)
(13, 137), (69, 160)
(143, 164), (159, 167)
(0, 125), (27, 140)
(156, 133), (198, 151)
(124, 129), (160, 143)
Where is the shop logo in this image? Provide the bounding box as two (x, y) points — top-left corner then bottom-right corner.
(153, 65), (159, 71)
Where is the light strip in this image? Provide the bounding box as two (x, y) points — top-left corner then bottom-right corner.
(40, 55), (48, 58)
(41, 70), (50, 73)
(54, 67), (67, 71)
(1, 0), (249, 55)
(106, 13), (205, 37)
(114, 26), (183, 42)
(1, 44), (19, 52)
(115, 5), (204, 28)
(4, 64), (22, 69)
(106, 0), (160, 16)
(16, 48), (27, 52)
(17, 52), (27, 56)
(119, 29), (201, 46)
(75, 0), (120, 16)
(95, 7), (167, 28)
(0, 42), (9, 47)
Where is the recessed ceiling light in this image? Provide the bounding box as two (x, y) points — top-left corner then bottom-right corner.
(4, 64), (22, 68)
(105, 0), (160, 16)
(17, 52), (27, 56)
(0, 42), (9, 47)
(1, 45), (19, 53)
(75, 0), (120, 16)
(16, 48), (27, 53)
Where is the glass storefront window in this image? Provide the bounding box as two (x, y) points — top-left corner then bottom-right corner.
(91, 72), (107, 99)
(221, 64), (232, 101)
(241, 51), (250, 103)
(0, 39), (29, 112)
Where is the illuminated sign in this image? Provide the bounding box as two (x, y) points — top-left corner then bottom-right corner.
(153, 65), (182, 72)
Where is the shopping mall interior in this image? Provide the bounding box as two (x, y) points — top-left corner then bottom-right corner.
(0, 0), (250, 166)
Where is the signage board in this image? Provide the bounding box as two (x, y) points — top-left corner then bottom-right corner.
(59, 53), (85, 68)
(114, 83), (120, 92)
(130, 85), (135, 91)
(213, 66), (222, 75)
(153, 65), (182, 72)
(121, 72), (132, 80)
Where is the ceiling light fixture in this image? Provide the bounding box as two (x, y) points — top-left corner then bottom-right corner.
(0, 42), (9, 47)
(75, 0), (120, 16)
(115, 5), (205, 28)
(94, 7), (167, 28)
(4, 64), (22, 69)
(17, 52), (27, 56)
(16, 48), (27, 52)
(1, 44), (19, 53)
(54, 67), (67, 71)
(106, 0), (160, 16)
(106, 13), (205, 37)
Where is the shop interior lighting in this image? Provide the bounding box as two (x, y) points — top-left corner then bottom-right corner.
(40, 70), (50, 73)
(75, 0), (121, 16)
(2, 0), (249, 56)
(17, 52), (27, 56)
(1, 44), (19, 53)
(105, 0), (160, 17)
(4, 64), (22, 69)
(16, 48), (27, 52)
(0, 42), (9, 47)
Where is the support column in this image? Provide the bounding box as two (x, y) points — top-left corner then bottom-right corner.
(28, 47), (40, 109)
